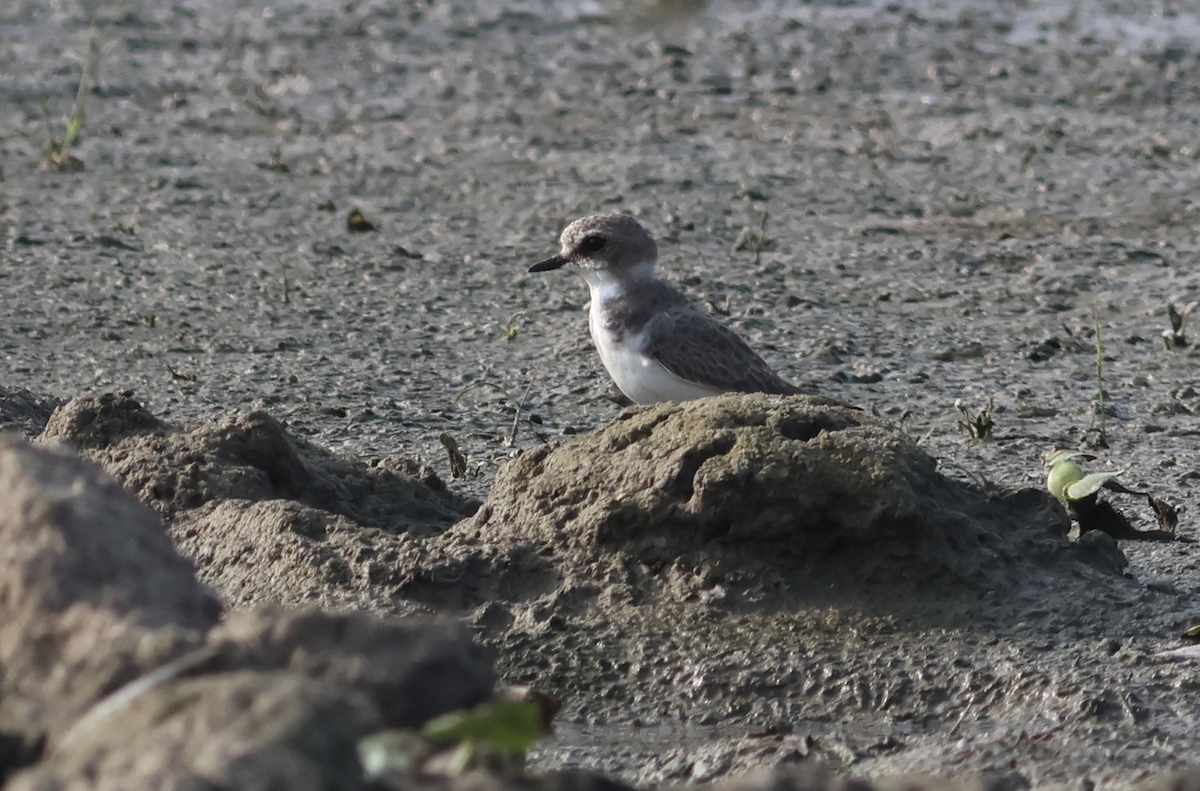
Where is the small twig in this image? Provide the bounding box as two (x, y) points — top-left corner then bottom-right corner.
(506, 378), (536, 447)
(949, 679), (1002, 736)
(454, 380), (513, 406)
(754, 210), (769, 267)
(936, 458), (996, 494)
(61, 644), (219, 749)
(948, 696), (977, 736)
(166, 363), (198, 382)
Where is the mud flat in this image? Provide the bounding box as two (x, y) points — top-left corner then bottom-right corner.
(4, 0), (1200, 787)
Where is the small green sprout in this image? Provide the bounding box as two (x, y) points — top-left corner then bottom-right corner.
(1043, 449), (1111, 503)
(1044, 449), (1084, 502)
(358, 697), (553, 781)
(505, 313), (522, 341)
(422, 699), (546, 755)
(41, 37), (100, 171)
(1042, 448), (1179, 541)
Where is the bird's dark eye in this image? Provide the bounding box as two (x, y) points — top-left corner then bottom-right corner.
(578, 235), (606, 254)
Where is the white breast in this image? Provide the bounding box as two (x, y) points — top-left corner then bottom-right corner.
(587, 297), (723, 405)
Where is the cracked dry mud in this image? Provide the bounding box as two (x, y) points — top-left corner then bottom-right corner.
(5, 0), (1200, 788)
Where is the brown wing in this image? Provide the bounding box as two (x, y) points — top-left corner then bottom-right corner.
(644, 306), (800, 395)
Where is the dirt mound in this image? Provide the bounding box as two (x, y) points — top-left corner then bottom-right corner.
(0, 435), (495, 789)
(32, 392), (477, 614)
(354, 394), (1152, 782)
(39, 392), (476, 531)
(0, 435), (218, 757)
(0, 385), (62, 439)
(169, 499), (421, 611)
(0, 394), (1176, 790)
(398, 394), (1085, 610)
(12, 671), (383, 791)
(469, 395), (932, 553)
(208, 607), (494, 728)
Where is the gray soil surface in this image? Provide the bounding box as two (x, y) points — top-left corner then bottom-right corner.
(5, 0), (1200, 787)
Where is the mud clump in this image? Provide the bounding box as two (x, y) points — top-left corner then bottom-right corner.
(466, 395), (933, 553)
(408, 394), (1079, 609)
(0, 385), (63, 439)
(209, 607), (494, 728)
(39, 392), (475, 530)
(0, 435), (218, 754)
(34, 393), (477, 610)
(0, 435), (495, 789)
(375, 394), (1145, 781)
(168, 499), (417, 611)
(39, 390), (169, 448)
(16, 672), (383, 791)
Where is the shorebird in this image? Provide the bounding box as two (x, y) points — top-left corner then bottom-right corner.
(529, 213), (802, 405)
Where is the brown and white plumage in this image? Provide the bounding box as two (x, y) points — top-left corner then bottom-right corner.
(529, 213), (801, 404)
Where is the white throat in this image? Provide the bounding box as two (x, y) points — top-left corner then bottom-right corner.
(581, 260), (656, 304)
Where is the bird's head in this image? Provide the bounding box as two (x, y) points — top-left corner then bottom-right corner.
(529, 213), (658, 276)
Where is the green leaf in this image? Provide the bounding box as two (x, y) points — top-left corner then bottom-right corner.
(1065, 471), (1124, 501)
(422, 700), (547, 755)
(1046, 460), (1083, 500)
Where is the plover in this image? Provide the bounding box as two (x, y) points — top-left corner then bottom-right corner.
(529, 213), (802, 404)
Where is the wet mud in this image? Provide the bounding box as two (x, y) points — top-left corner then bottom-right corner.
(4, 0), (1200, 787)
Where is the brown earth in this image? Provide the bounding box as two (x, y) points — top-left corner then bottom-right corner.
(6, 388), (1195, 790)
(0, 433), (495, 789)
(5, 0), (1200, 788)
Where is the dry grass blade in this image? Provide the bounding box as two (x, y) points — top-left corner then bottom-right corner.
(439, 432), (468, 478)
(1163, 301), (1197, 349)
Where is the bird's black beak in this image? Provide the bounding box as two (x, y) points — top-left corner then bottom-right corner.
(529, 254), (568, 273)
